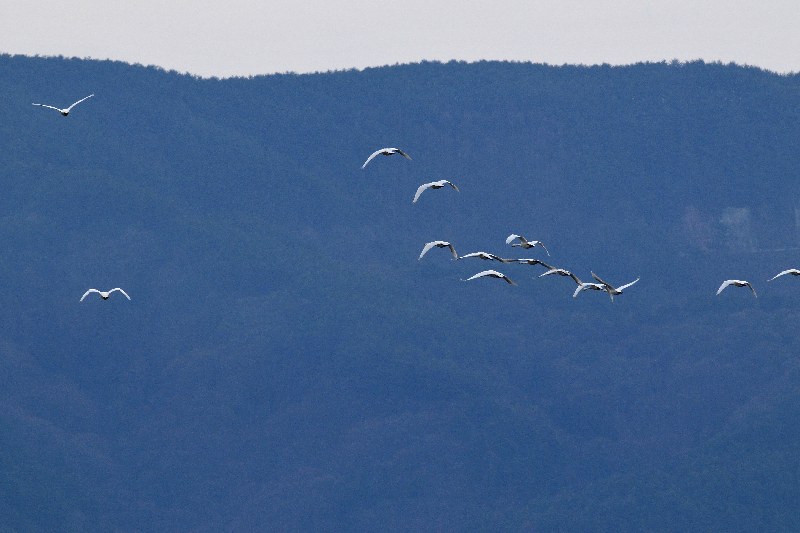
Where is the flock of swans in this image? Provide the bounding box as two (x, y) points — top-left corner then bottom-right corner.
(363, 144), (797, 302)
(32, 96), (797, 303)
(364, 146), (639, 301)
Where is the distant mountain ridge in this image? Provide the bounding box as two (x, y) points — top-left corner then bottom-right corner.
(0, 54), (799, 531)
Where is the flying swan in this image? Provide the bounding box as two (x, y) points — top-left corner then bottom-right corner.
(539, 268), (583, 286)
(517, 258), (555, 270)
(462, 270), (517, 285)
(419, 240), (458, 260)
(361, 147), (411, 169)
(413, 180), (459, 203)
(459, 252), (513, 263)
(80, 288), (131, 302)
(573, 282), (612, 300)
(768, 269), (800, 282)
(33, 94), (94, 116)
(591, 271), (640, 302)
(505, 234), (550, 256)
(716, 280), (757, 297)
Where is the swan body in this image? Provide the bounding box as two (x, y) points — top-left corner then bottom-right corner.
(505, 234), (550, 256)
(412, 180), (459, 203)
(462, 270), (516, 285)
(80, 288), (131, 302)
(717, 280), (757, 297)
(419, 240), (458, 260)
(33, 94), (94, 116)
(361, 147), (411, 169)
(768, 269), (800, 281)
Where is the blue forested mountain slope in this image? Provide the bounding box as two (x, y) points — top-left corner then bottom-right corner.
(1, 55), (799, 531)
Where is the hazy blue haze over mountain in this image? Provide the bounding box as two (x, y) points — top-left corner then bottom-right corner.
(1, 55), (799, 531)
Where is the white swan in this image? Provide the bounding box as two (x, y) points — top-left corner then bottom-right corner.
(80, 288), (131, 302)
(768, 269), (800, 281)
(540, 268), (583, 285)
(462, 270), (516, 285)
(412, 180), (459, 203)
(591, 271), (640, 301)
(459, 252), (513, 263)
(516, 259), (554, 270)
(516, 259), (555, 270)
(716, 280), (757, 297)
(505, 234), (550, 256)
(33, 94), (94, 116)
(419, 240), (458, 260)
(361, 147), (411, 169)
(573, 282), (612, 300)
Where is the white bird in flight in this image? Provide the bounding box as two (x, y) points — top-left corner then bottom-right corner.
(419, 240), (458, 260)
(716, 280), (757, 298)
(459, 252), (513, 263)
(539, 268), (611, 300)
(361, 147), (411, 169)
(413, 180), (459, 203)
(573, 282), (613, 300)
(462, 270), (517, 285)
(80, 288), (131, 302)
(768, 269), (800, 282)
(505, 234), (550, 256)
(517, 258), (555, 270)
(540, 268), (583, 285)
(591, 271), (640, 301)
(32, 94), (94, 116)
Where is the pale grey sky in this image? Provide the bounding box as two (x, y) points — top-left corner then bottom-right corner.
(1, 1), (799, 77)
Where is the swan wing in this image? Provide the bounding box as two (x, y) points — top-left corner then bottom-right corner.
(396, 148), (412, 160)
(616, 278), (640, 292)
(446, 181), (460, 192)
(463, 270), (515, 285)
(746, 283), (757, 298)
(110, 287), (131, 300)
(591, 271), (615, 290)
(32, 103), (62, 112)
(65, 94), (94, 112)
(418, 241), (438, 260)
(505, 234), (522, 245)
(463, 270), (494, 281)
(539, 268), (565, 278)
(538, 242), (550, 256)
(716, 280), (734, 295)
(361, 149), (385, 169)
(80, 289), (100, 302)
(413, 182), (432, 203)
(447, 243), (458, 260)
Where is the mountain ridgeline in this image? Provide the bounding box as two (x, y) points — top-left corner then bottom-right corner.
(1, 55), (799, 531)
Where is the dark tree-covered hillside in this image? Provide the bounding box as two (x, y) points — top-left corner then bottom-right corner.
(0, 55), (799, 531)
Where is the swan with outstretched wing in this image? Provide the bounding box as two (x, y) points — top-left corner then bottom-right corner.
(361, 147), (411, 169)
(413, 180), (459, 203)
(80, 288), (131, 302)
(33, 94), (94, 116)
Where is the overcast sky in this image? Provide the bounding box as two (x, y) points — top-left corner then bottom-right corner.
(1, 1), (798, 77)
